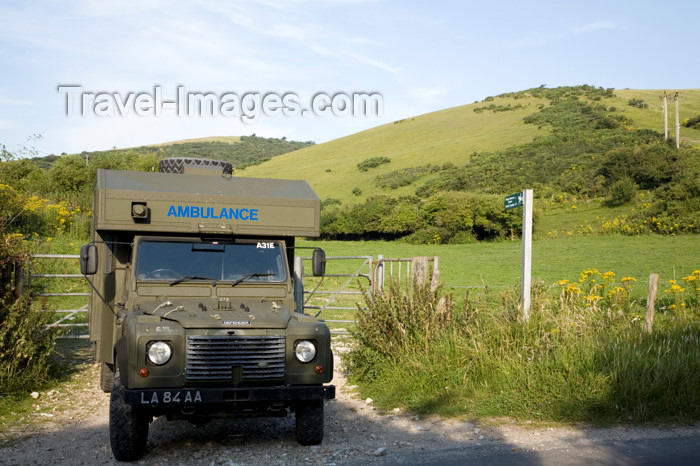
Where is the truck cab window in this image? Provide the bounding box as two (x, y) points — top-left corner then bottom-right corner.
(136, 241), (287, 282)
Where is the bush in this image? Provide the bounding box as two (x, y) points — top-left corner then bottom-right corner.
(683, 115), (700, 130)
(344, 283), (457, 382)
(0, 231), (60, 393)
(320, 192), (522, 242)
(628, 98), (648, 109)
(375, 165), (431, 190)
(605, 177), (637, 206)
(0, 296), (59, 393)
(357, 156), (391, 172)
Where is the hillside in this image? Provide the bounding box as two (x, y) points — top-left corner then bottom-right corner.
(2, 85), (698, 244)
(239, 87), (700, 204)
(30, 135), (314, 171)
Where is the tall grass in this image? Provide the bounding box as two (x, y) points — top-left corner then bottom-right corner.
(343, 273), (700, 422)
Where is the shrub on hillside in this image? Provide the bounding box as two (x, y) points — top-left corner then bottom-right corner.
(628, 98), (648, 109)
(597, 142), (683, 190)
(683, 115), (700, 130)
(375, 165), (432, 190)
(605, 177), (637, 206)
(321, 198), (342, 207)
(357, 156), (390, 171)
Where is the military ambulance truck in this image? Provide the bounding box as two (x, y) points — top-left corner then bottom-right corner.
(80, 158), (334, 461)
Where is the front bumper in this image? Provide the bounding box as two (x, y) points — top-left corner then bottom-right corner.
(124, 384), (335, 406)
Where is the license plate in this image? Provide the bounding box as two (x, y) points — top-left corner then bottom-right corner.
(139, 389), (203, 405)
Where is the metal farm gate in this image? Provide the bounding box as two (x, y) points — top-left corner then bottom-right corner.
(28, 254), (89, 339)
(28, 253), (438, 338)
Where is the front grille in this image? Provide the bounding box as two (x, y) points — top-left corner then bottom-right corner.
(186, 335), (285, 381)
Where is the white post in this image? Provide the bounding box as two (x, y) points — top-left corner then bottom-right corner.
(675, 92), (680, 149)
(376, 254), (384, 295)
(521, 189), (533, 322)
(663, 92), (668, 140)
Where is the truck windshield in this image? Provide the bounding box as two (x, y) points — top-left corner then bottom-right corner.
(135, 241), (287, 283)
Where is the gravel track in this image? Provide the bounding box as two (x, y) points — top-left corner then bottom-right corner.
(1, 341), (698, 465)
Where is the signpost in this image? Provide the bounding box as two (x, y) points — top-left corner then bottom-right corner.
(505, 189), (533, 322)
(504, 192), (523, 210)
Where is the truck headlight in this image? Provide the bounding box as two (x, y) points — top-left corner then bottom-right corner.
(147, 341), (172, 365)
(295, 340), (316, 363)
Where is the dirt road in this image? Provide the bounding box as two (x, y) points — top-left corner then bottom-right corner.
(1, 342), (698, 465)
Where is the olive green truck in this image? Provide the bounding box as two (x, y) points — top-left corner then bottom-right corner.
(80, 158), (334, 461)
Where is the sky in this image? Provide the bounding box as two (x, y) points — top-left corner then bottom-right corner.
(1, 0), (698, 157)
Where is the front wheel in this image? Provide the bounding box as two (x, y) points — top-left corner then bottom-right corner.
(109, 364), (150, 461)
(295, 400), (324, 445)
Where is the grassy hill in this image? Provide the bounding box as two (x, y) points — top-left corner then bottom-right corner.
(239, 87), (700, 204)
(3, 85), (698, 244)
(238, 96), (547, 203)
(143, 136), (242, 146)
(30, 135), (313, 171)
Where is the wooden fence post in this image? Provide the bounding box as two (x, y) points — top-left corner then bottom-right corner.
(645, 273), (659, 334)
(411, 256), (428, 288)
(14, 261), (24, 299)
(430, 255), (440, 292)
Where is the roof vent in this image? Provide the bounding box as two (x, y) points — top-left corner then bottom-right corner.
(158, 158), (233, 176)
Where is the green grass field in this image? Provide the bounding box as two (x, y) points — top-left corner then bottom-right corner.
(39, 233), (699, 317)
(300, 234), (700, 290)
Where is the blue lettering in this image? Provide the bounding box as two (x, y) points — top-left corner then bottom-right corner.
(168, 205), (259, 220)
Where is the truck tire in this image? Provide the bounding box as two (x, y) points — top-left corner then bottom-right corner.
(295, 399), (324, 445)
(158, 158), (233, 175)
(109, 364), (150, 461)
(99, 362), (113, 393)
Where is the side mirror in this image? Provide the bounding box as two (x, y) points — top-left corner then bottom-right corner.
(311, 248), (326, 277)
(80, 244), (98, 275)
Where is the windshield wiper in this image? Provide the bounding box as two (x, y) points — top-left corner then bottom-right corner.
(230, 273), (274, 287)
(169, 275), (219, 286)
